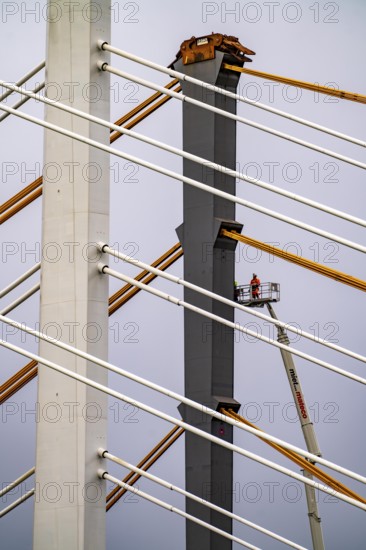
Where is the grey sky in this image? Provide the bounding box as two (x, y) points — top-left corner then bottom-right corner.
(1, 0), (365, 548)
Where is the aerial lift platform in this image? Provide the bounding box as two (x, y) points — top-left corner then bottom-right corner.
(235, 277), (324, 548)
(235, 281), (280, 307)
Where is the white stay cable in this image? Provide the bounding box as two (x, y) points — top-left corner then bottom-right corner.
(0, 467), (35, 498)
(2, 81), (363, 228)
(0, 81), (45, 123)
(99, 62), (366, 172)
(100, 450), (307, 550)
(101, 265), (366, 388)
(100, 243), (366, 364)
(0, 489), (35, 519)
(0, 283), (40, 316)
(98, 470), (263, 550)
(0, 60), (44, 104)
(0, 101), (364, 253)
(99, 41), (365, 149)
(0, 312), (365, 484)
(0, 263), (40, 299)
(4, 337), (363, 508)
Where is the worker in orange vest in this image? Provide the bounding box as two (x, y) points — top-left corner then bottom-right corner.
(250, 273), (260, 299)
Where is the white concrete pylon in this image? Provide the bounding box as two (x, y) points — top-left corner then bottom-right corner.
(33, 2), (111, 549)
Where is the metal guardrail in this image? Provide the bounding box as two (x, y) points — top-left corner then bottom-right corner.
(235, 282), (280, 306)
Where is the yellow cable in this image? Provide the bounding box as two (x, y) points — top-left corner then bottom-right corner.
(223, 64), (366, 104)
(222, 230), (366, 292)
(222, 408), (366, 504)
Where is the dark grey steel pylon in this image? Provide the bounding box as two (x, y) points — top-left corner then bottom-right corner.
(176, 52), (243, 550)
